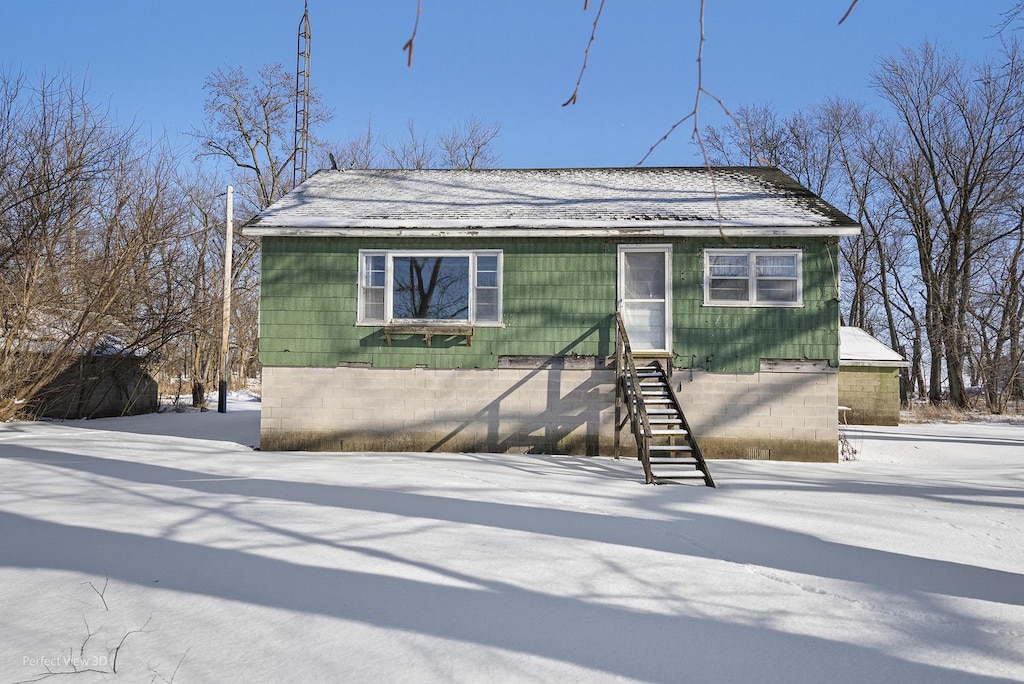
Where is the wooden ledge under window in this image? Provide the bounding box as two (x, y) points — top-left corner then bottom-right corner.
(383, 324), (474, 347)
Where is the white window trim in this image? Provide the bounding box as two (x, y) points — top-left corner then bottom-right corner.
(357, 249), (503, 326)
(617, 244), (673, 353)
(703, 248), (803, 307)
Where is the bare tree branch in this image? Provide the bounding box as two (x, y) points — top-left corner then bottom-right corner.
(404, 0), (422, 67)
(562, 0), (606, 107)
(838, 0), (859, 25)
(638, 0), (741, 167)
(81, 577), (109, 611)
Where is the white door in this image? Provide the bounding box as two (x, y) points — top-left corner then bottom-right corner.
(618, 245), (672, 352)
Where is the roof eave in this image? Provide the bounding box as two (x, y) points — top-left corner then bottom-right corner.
(243, 223), (862, 238)
(840, 359), (910, 368)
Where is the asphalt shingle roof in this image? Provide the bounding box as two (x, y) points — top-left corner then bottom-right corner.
(244, 167), (860, 237)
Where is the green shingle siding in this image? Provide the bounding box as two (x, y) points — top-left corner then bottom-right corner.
(259, 236), (840, 372)
(670, 238), (840, 372)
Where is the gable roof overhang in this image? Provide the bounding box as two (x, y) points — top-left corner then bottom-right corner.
(243, 167), (862, 239)
(243, 223), (860, 238)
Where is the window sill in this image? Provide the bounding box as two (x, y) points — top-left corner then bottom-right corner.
(382, 324), (474, 347)
(702, 301), (804, 308)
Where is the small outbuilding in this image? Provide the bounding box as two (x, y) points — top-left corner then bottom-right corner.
(3, 313), (159, 420)
(839, 326), (909, 426)
(30, 333), (159, 420)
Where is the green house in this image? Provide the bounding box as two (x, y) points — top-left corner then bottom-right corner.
(245, 167), (860, 463)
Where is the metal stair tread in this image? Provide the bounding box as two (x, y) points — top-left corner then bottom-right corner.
(653, 473), (709, 481)
(614, 326), (714, 486)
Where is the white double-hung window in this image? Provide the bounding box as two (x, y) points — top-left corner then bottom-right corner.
(358, 249), (502, 325)
(704, 249), (802, 306)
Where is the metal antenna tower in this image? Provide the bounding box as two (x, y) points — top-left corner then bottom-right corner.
(293, 0), (311, 186)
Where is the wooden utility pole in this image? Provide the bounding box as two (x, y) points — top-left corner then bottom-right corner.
(218, 185), (233, 413)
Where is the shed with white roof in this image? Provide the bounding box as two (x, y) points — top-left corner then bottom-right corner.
(839, 326), (909, 426)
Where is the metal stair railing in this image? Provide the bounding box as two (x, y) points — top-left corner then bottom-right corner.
(614, 312), (655, 484)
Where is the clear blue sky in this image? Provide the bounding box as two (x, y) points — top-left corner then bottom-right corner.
(1, 1), (1011, 169)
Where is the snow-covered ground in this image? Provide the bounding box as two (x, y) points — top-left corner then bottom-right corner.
(1, 399), (1022, 683)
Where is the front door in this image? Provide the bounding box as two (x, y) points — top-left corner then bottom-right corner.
(618, 245), (672, 353)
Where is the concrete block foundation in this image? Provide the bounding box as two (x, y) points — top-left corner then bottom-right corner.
(261, 360), (840, 462)
(838, 366), (902, 426)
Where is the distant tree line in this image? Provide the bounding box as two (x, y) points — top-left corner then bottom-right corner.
(0, 63), (500, 420)
(705, 40), (1024, 412)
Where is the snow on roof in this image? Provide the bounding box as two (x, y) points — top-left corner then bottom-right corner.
(1, 311), (148, 357)
(840, 326), (908, 367)
(244, 167), (861, 238)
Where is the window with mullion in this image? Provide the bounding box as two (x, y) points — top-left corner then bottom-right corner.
(705, 249), (802, 306)
(358, 250), (502, 325)
(361, 254), (386, 321)
(474, 253), (500, 323)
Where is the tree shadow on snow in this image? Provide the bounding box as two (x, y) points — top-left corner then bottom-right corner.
(4, 444), (1023, 603)
(0, 504), (1019, 684)
(3, 440), (1023, 683)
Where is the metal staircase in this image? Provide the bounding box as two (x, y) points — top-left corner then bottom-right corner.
(614, 314), (716, 487)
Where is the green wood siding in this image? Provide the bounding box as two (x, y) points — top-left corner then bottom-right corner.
(673, 237), (840, 372)
(259, 236), (840, 371)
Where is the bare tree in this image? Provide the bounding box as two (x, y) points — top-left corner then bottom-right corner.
(872, 41), (1024, 407)
(316, 119), (380, 170)
(438, 117), (501, 169)
(704, 103), (786, 167)
(159, 170), (226, 407)
(966, 206), (1024, 412)
(191, 62), (334, 394)
(382, 119), (436, 170)
(0, 70), (195, 419)
(192, 63), (331, 213)
(823, 97), (920, 405)
(321, 117), (501, 171)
